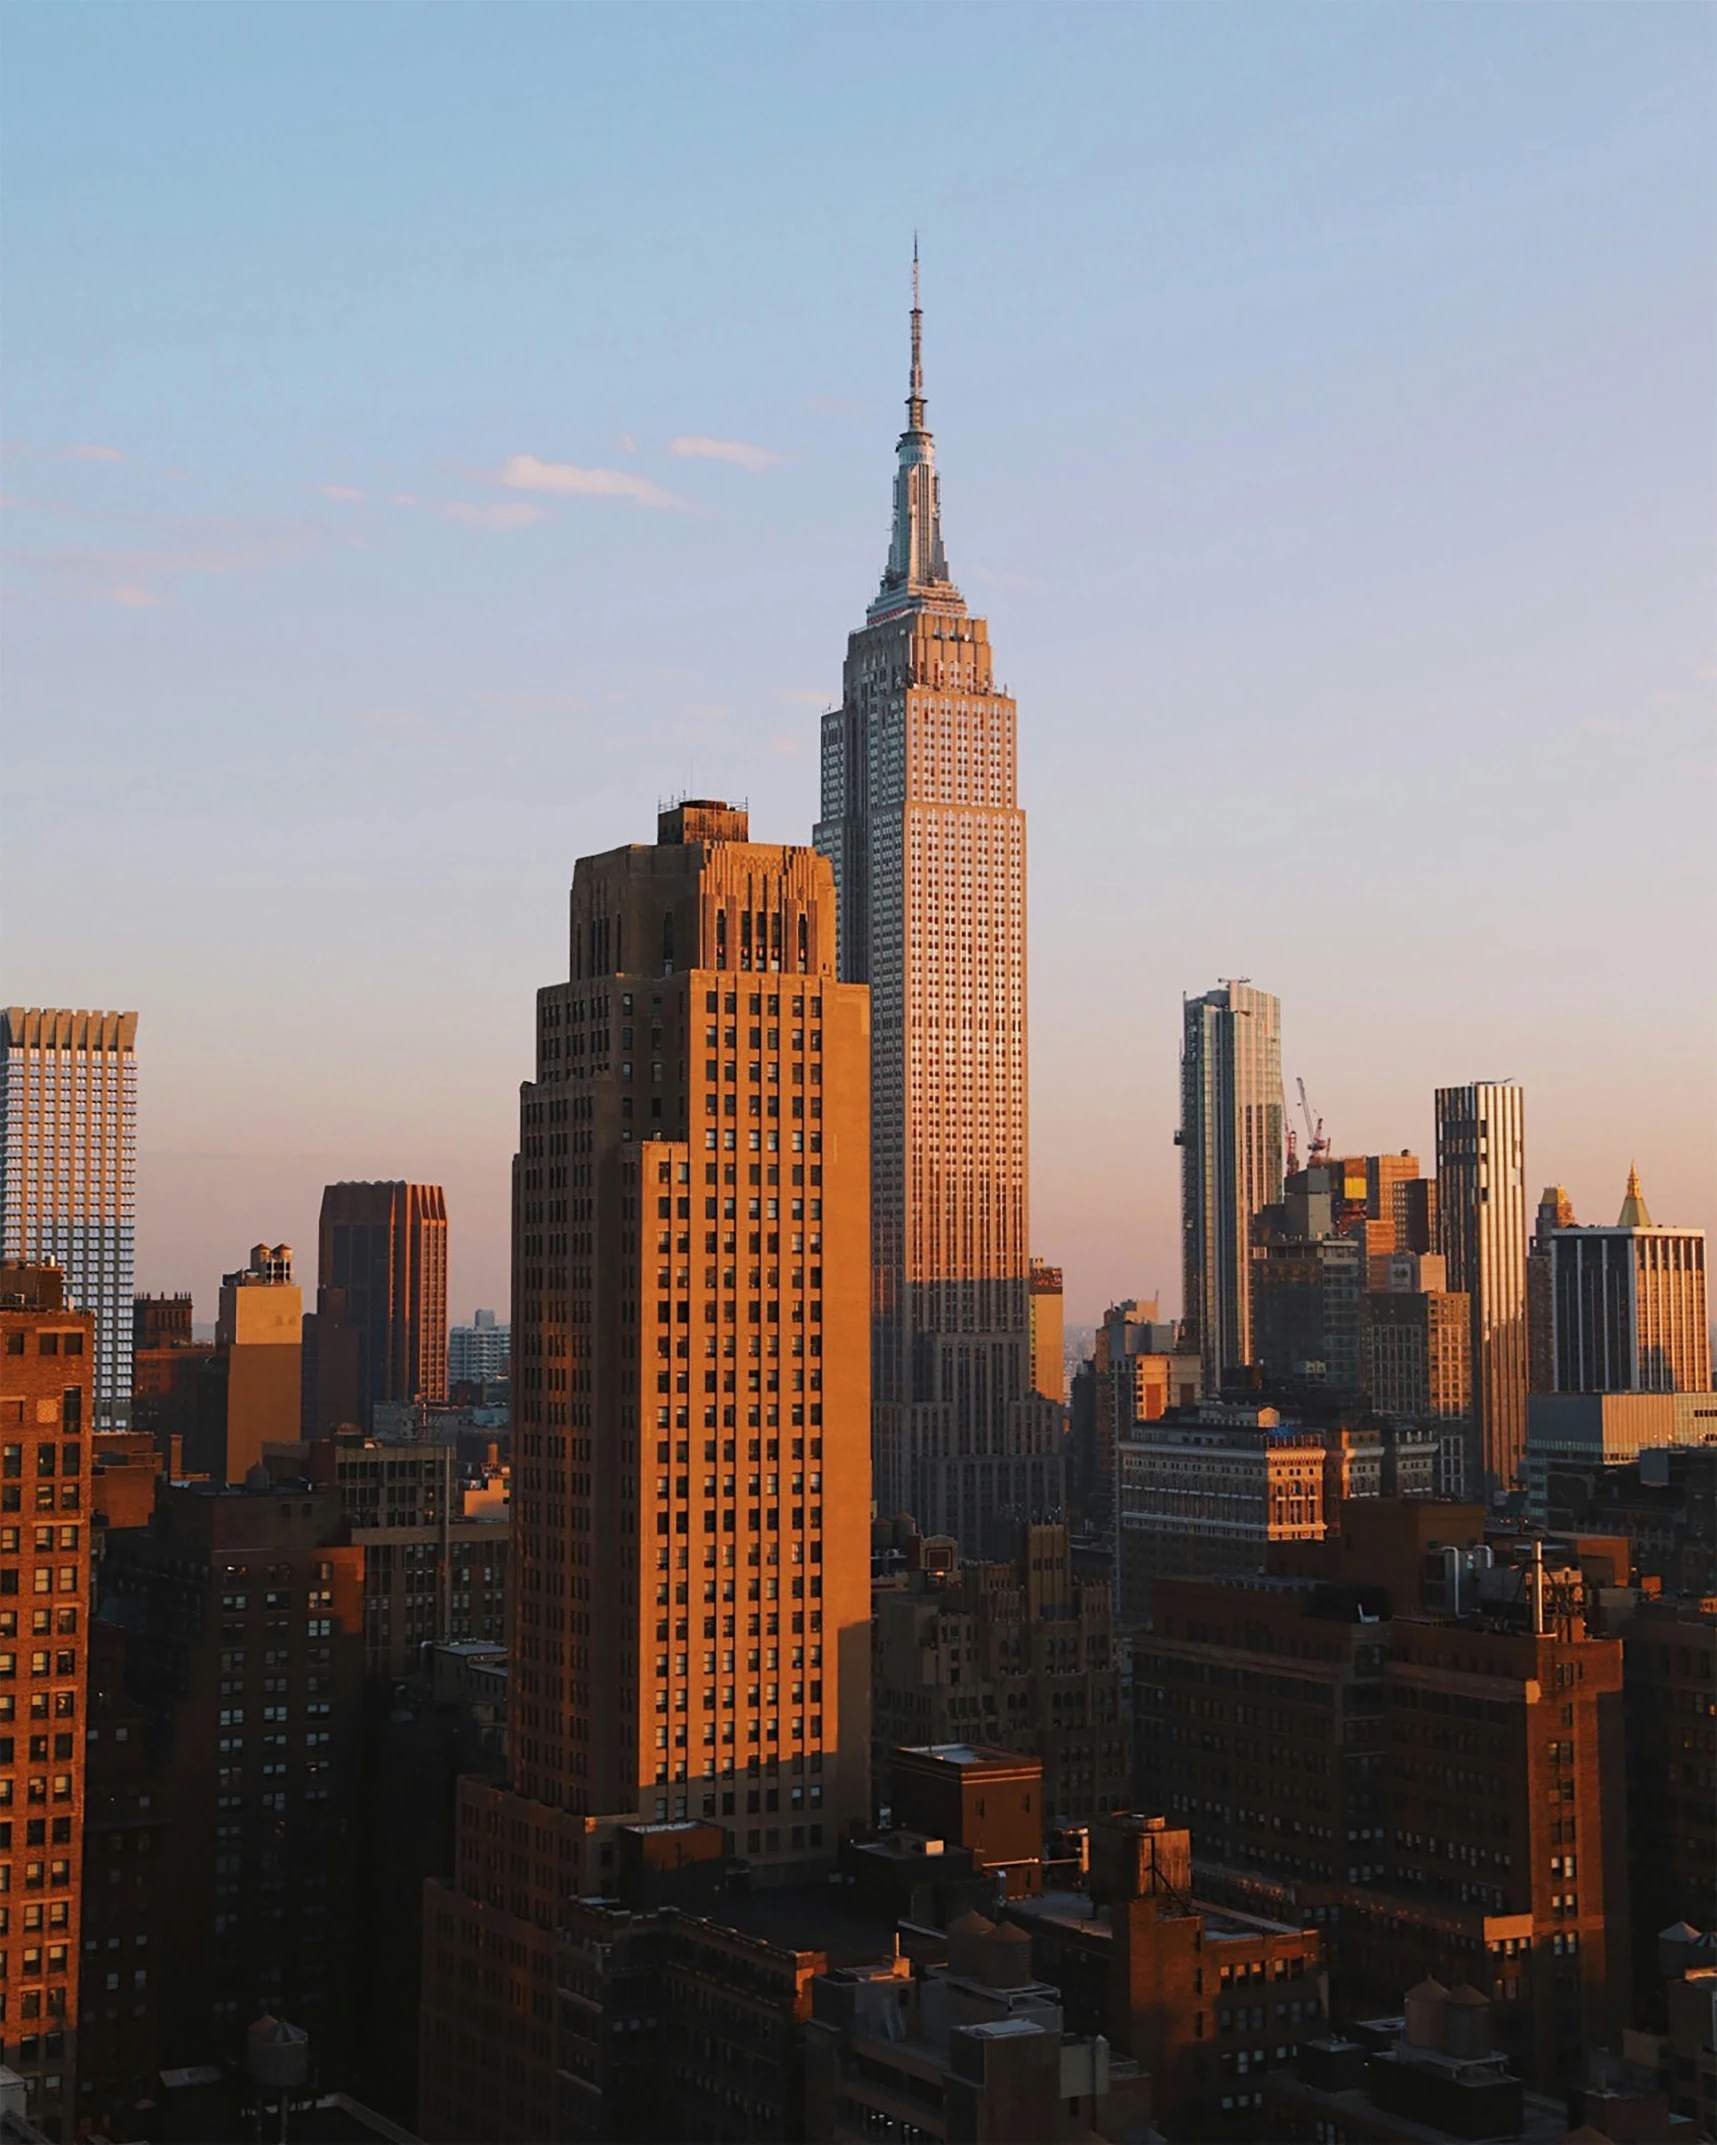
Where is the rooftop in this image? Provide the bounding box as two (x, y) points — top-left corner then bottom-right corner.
(1006, 1889), (1308, 1942)
(897, 1741), (1037, 1770)
(681, 1882), (901, 1970)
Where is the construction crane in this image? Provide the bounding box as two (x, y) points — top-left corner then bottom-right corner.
(1296, 1077), (1329, 1166)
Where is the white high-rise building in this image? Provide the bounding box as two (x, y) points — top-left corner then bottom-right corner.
(815, 257), (1060, 1552)
(448, 1307), (510, 1388)
(1435, 1080), (1528, 1497)
(1, 1007), (138, 1426)
(1179, 980), (1284, 1392)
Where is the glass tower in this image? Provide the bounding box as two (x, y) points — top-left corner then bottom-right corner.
(0, 1006), (139, 1426)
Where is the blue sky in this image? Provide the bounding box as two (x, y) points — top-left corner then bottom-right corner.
(4, 0), (1712, 1324)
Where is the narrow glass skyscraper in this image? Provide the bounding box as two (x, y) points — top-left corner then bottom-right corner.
(1435, 1080), (1528, 1496)
(0, 1006), (138, 1425)
(1179, 980), (1284, 1392)
(815, 258), (1060, 1551)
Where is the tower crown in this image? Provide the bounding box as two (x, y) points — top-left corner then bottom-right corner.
(1617, 1163), (1653, 1229)
(868, 244), (962, 623)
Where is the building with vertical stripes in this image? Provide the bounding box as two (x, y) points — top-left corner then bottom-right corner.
(1546, 1166), (1709, 1396)
(1435, 1081), (1529, 1497)
(1179, 980), (1285, 1393)
(309, 1181), (448, 1433)
(0, 1009), (137, 1428)
(814, 258), (1060, 1552)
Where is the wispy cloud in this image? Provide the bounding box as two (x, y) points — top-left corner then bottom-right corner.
(110, 583), (164, 610)
(615, 432), (639, 456)
(671, 434), (782, 473)
(767, 734), (807, 759)
(776, 688), (830, 711)
(499, 454), (686, 509)
(65, 442), (125, 463)
(440, 500), (547, 532)
(1583, 717), (1627, 736)
(309, 483), (366, 503)
(805, 393), (864, 417)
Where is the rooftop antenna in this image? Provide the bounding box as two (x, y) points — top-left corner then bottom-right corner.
(908, 235), (925, 427)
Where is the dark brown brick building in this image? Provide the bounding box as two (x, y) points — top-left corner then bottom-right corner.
(1133, 1499), (1630, 2092)
(97, 1479), (364, 2088)
(1616, 1594), (1717, 2007)
(308, 1182), (449, 1434)
(1005, 1814), (1325, 2140)
(75, 1620), (165, 2139)
(873, 1524), (1128, 1830)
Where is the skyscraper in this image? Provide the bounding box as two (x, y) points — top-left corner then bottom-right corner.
(814, 258), (1060, 1551)
(1435, 1080), (1528, 1495)
(1178, 979), (1284, 1391)
(505, 798), (870, 1837)
(0, 1007), (138, 1427)
(1545, 1166), (1709, 1394)
(419, 801), (873, 2141)
(308, 1181), (448, 1432)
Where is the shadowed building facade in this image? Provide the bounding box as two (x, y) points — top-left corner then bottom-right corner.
(815, 261), (1060, 1553)
(308, 1181), (448, 1433)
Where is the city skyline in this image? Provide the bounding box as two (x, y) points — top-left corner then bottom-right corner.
(4, 4), (1713, 1327)
(2, 10), (1714, 2136)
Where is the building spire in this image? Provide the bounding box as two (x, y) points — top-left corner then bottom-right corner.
(908, 235), (925, 431)
(869, 241), (957, 621)
(1617, 1162), (1653, 1229)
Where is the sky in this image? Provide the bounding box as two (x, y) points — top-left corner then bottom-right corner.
(3, 1), (1712, 1329)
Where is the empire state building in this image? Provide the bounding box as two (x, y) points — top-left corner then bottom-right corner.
(815, 260), (1062, 1552)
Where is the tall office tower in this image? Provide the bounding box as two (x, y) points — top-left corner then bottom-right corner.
(1546, 1168), (1710, 1394)
(814, 262), (1060, 1551)
(507, 799), (870, 1836)
(310, 1181), (448, 1431)
(1435, 1081), (1528, 1496)
(0, 1008), (138, 1427)
(0, 1261), (94, 2138)
(1527, 1184), (1576, 1393)
(419, 802), (873, 2144)
(1178, 980), (1284, 1391)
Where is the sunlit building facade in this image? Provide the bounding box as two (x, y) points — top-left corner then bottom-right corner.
(1179, 980), (1284, 1391)
(1435, 1081), (1528, 1496)
(1546, 1167), (1709, 1395)
(419, 801), (874, 2144)
(815, 261), (1060, 1551)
